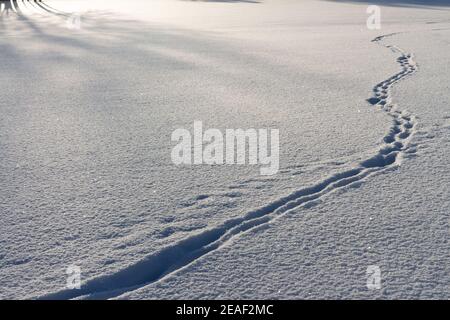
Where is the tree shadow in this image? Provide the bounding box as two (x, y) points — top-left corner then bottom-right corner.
(0, 0), (17, 16)
(0, 0), (69, 17)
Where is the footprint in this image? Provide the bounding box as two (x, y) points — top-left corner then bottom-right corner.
(367, 97), (380, 105)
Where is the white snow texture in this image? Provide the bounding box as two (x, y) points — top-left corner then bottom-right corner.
(0, 0), (448, 299)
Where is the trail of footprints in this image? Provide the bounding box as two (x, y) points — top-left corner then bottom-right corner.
(38, 34), (420, 300)
(366, 36), (419, 166)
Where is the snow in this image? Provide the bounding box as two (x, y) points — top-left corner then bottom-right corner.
(0, 0), (448, 299)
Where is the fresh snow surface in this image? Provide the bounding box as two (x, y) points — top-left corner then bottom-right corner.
(0, 0), (448, 299)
